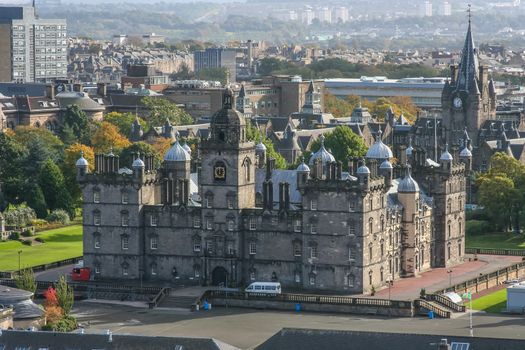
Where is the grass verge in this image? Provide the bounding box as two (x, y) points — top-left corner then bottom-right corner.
(0, 225), (82, 271)
(470, 289), (507, 313)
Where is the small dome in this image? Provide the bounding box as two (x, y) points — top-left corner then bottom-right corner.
(76, 151), (89, 167)
(459, 146), (472, 158)
(398, 165), (419, 193)
(366, 129), (393, 160)
(440, 144), (453, 162)
(164, 141), (191, 162)
(296, 161), (310, 173)
(182, 142), (192, 154)
(356, 164), (370, 175)
(255, 139), (267, 151)
(132, 156), (145, 168)
(309, 135), (335, 166)
(380, 159), (393, 170)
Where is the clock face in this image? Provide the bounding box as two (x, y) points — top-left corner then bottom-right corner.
(453, 97), (463, 109)
(214, 166), (226, 180)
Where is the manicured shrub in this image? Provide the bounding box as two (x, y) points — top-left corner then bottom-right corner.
(21, 239), (32, 246)
(21, 229), (33, 237)
(46, 210), (70, 225)
(35, 237), (45, 243)
(9, 231), (20, 240)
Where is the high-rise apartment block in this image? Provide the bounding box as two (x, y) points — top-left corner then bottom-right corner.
(333, 7), (349, 23)
(194, 48), (237, 83)
(439, 1), (452, 16)
(0, 6), (67, 83)
(419, 1), (433, 17)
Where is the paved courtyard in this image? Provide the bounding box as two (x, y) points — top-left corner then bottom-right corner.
(74, 301), (525, 350)
(372, 254), (523, 300)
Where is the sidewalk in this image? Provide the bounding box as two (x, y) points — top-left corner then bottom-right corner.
(371, 254), (522, 300)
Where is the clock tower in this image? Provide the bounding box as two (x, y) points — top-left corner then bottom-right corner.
(441, 16), (496, 149)
(200, 86), (256, 212)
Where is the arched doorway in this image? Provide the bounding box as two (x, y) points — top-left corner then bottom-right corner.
(211, 266), (228, 286)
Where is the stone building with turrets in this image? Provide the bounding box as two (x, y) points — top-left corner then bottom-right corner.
(78, 87), (466, 294)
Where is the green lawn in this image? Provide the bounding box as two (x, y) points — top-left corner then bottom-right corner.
(466, 233), (525, 250)
(470, 289), (507, 313)
(0, 225), (82, 271)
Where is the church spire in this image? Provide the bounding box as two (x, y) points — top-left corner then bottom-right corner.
(455, 5), (479, 93)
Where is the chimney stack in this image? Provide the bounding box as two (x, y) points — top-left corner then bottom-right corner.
(45, 84), (55, 99)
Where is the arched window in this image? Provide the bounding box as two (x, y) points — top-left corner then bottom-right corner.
(447, 198), (452, 213)
(380, 239), (385, 257)
(369, 218), (374, 236)
(447, 220), (451, 238)
(380, 215), (385, 232)
(368, 242), (373, 260)
(243, 157), (252, 182)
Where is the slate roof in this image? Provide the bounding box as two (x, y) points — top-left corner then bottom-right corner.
(255, 328), (525, 350)
(255, 169), (301, 204)
(57, 92), (105, 111)
(0, 330), (239, 350)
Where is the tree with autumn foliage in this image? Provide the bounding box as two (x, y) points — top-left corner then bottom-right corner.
(42, 280), (77, 332)
(151, 137), (173, 157)
(90, 121), (131, 153)
(63, 143), (95, 201)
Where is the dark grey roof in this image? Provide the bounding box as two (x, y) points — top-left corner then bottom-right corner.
(0, 83), (47, 97)
(255, 169), (301, 204)
(0, 285), (43, 320)
(255, 328), (525, 350)
(0, 330), (238, 350)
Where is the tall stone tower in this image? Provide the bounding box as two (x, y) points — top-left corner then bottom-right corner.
(199, 87), (256, 285)
(441, 16), (496, 148)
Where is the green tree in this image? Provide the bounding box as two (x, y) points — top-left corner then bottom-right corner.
(245, 122), (286, 169)
(13, 126), (64, 159)
(120, 142), (161, 169)
(477, 153), (525, 231)
(477, 174), (515, 231)
(55, 276), (74, 315)
(309, 126), (368, 169)
(60, 105), (90, 143)
(170, 62), (194, 80)
(25, 184), (48, 219)
(0, 132), (27, 204)
(104, 111), (147, 137)
(39, 159), (74, 217)
(15, 268), (37, 294)
(142, 97), (193, 127)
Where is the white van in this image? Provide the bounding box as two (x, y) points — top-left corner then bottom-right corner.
(245, 282), (282, 295)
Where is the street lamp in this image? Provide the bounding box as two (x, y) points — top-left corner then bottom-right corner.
(17, 250), (22, 275)
(462, 291), (473, 337)
(447, 269), (453, 290)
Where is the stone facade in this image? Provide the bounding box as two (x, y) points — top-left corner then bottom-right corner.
(78, 87), (466, 294)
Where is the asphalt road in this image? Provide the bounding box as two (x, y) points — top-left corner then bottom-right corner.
(73, 301), (525, 350)
(35, 264), (73, 282)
